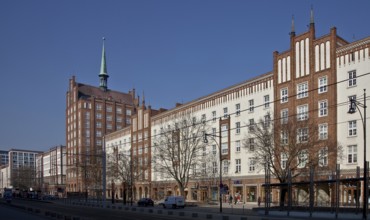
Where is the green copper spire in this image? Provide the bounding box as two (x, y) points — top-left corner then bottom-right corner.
(99, 37), (109, 91)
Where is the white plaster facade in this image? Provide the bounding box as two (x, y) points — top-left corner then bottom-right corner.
(337, 38), (370, 171)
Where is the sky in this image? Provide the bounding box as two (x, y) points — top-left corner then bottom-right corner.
(1, 0), (370, 151)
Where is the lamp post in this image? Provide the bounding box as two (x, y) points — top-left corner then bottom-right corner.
(348, 89), (367, 219)
(204, 117), (224, 213)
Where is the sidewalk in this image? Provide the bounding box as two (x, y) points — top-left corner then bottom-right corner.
(57, 199), (366, 220)
(202, 202), (365, 220)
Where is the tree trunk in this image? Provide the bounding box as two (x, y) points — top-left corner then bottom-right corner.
(179, 184), (186, 198)
(280, 186), (287, 208)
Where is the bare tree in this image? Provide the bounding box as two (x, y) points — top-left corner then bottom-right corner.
(243, 113), (339, 206)
(79, 153), (103, 200)
(11, 166), (37, 191)
(196, 150), (220, 202)
(152, 113), (207, 197)
(107, 147), (146, 204)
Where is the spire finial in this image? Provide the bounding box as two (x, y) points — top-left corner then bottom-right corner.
(99, 37), (109, 91)
(142, 90), (145, 106)
(290, 15), (295, 35)
(310, 5), (314, 24)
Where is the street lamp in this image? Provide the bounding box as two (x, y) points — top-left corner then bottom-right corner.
(348, 89), (367, 220)
(204, 117), (224, 213)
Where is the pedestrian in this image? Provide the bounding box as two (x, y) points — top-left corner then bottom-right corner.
(229, 194), (233, 205)
(258, 196), (261, 207)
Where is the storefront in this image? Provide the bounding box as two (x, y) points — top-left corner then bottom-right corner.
(199, 186), (208, 202)
(211, 186), (218, 201)
(233, 180), (243, 203)
(246, 185), (257, 202)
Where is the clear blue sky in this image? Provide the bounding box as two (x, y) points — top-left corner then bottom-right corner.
(1, 0), (370, 151)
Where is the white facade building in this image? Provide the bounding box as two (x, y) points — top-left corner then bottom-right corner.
(0, 149), (41, 192)
(337, 37), (370, 171)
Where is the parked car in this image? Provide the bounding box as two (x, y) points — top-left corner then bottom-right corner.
(163, 196), (185, 208)
(137, 198), (154, 206)
(156, 199), (165, 206)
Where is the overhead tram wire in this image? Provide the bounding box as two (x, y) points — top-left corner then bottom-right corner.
(69, 73), (370, 156)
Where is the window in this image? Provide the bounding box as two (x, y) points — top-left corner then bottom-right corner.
(223, 107), (228, 118)
(281, 153), (288, 169)
(281, 109), (288, 124)
(235, 159), (241, 173)
(201, 114), (206, 123)
(297, 82), (308, 99)
(96, 104), (102, 111)
(297, 104), (308, 121)
(212, 145), (217, 155)
(319, 100), (328, 117)
(212, 162), (217, 174)
(348, 70), (357, 87)
(249, 158), (255, 172)
(248, 138), (255, 151)
(107, 124), (112, 130)
(297, 150), (308, 168)
(249, 99), (254, 112)
(249, 119), (255, 132)
(236, 104), (241, 116)
(235, 140), (240, 152)
(348, 145), (357, 164)
(223, 161), (229, 174)
(264, 95), (270, 108)
(319, 123), (328, 140)
(221, 143), (228, 155)
(96, 113), (102, 119)
(281, 88), (288, 103)
(212, 111), (217, 122)
(281, 131), (288, 145)
(96, 131), (102, 137)
(96, 122), (102, 128)
(106, 106), (112, 112)
(318, 76), (327, 93)
(264, 114), (271, 127)
(126, 109), (132, 116)
(348, 120), (357, 136)
(319, 147), (328, 167)
(221, 125), (228, 137)
(297, 128), (308, 143)
(236, 122), (240, 134)
(116, 117), (122, 123)
(116, 107), (122, 114)
(106, 115), (112, 121)
(202, 162), (206, 174)
(212, 127), (216, 136)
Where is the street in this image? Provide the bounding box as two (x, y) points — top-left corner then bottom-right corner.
(0, 202), (50, 220)
(3, 198), (365, 220)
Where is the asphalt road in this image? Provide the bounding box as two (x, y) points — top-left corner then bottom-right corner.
(0, 201), (50, 220)
(8, 198), (200, 220)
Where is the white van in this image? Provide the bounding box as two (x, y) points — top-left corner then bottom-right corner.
(163, 196), (185, 208)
